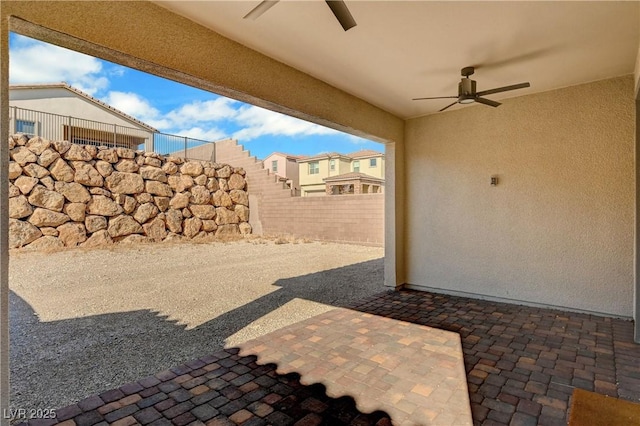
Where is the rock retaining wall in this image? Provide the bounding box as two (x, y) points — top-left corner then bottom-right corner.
(8, 134), (251, 249)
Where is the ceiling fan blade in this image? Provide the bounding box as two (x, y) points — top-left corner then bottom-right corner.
(244, 0), (279, 20)
(439, 101), (459, 112)
(476, 82), (530, 97)
(325, 0), (357, 31)
(412, 96), (458, 101)
(475, 97), (501, 107)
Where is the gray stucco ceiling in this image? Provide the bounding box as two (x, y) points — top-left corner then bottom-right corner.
(155, 1), (639, 119)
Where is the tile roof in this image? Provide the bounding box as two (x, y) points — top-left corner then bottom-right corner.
(346, 149), (385, 159)
(296, 152), (351, 162)
(323, 172), (384, 182)
(295, 150), (385, 162)
(264, 152), (307, 160)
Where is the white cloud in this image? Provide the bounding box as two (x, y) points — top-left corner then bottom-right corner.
(232, 105), (339, 141)
(101, 93), (236, 135)
(166, 98), (238, 126)
(175, 127), (228, 142)
(98, 93), (338, 144)
(73, 77), (110, 97)
(346, 134), (370, 145)
(101, 91), (168, 127)
(108, 66), (126, 77)
(9, 34), (108, 96)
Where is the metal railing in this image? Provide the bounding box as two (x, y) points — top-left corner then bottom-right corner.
(8, 106), (217, 162)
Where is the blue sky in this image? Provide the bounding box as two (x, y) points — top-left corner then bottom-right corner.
(9, 33), (383, 159)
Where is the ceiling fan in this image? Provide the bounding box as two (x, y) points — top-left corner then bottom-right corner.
(243, 0), (357, 32)
(413, 67), (530, 112)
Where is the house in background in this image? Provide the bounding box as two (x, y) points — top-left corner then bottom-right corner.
(263, 152), (305, 195)
(324, 172), (384, 196)
(9, 83), (156, 150)
(346, 149), (385, 179)
(297, 152), (352, 196)
(297, 150), (385, 196)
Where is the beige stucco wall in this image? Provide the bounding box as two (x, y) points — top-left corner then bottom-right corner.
(353, 155), (385, 179)
(10, 88), (148, 130)
(263, 154), (300, 194)
(10, 88), (153, 147)
(335, 158), (352, 176)
(299, 158), (333, 187)
(404, 76), (635, 317)
(263, 154), (285, 175)
(263, 154), (298, 189)
(299, 156), (358, 195)
(285, 158), (299, 192)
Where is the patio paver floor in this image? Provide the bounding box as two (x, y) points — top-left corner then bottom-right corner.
(237, 307), (472, 425)
(14, 289), (640, 426)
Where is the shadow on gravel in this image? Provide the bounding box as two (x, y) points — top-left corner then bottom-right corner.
(10, 258), (385, 412)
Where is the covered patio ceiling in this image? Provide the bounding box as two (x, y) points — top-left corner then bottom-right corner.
(155, 1), (639, 119)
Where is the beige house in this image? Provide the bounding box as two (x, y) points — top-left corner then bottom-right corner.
(9, 83), (156, 150)
(263, 152), (304, 195)
(346, 149), (385, 179)
(2, 3), (640, 404)
(298, 150), (385, 196)
(297, 152), (352, 196)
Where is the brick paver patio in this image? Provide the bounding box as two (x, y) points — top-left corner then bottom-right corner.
(352, 290), (640, 426)
(14, 290), (640, 426)
(237, 308), (472, 425)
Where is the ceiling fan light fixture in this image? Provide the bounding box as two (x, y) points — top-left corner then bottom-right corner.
(413, 66), (530, 113)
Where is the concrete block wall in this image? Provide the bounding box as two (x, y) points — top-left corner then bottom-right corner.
(261, 194), (384, 245)
(215, 139), (384, 246)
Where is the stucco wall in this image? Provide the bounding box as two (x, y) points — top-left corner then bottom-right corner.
(355, 156), (385, 179)
(263, 154), (299, 192)
(10, 87), (154, 152)
(285, 158), (299, 192)
(299, 158), (330, 187)
(404, 75), (635, 317)
(10, 88), (145, 129)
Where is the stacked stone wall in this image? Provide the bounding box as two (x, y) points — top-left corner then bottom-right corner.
(8, 134), (251, 249)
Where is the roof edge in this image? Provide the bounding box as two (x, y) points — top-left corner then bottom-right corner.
(10, 82), (158, 132)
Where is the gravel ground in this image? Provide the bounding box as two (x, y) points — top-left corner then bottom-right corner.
(9, 238), (384, 413)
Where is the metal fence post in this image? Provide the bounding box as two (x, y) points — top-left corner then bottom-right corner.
(184, 136), (187, 159)
(10, 106), (16, 134)
(68, 116), (72, 143)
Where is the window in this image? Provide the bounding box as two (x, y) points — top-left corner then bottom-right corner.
(16, 119), (35, 136)
(309, 162), (319, 175)
(353, 160), (360, 173)
(330, 159), (335, 171)
(370, 158), (377, 167)
(272, 160), (278, 173)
